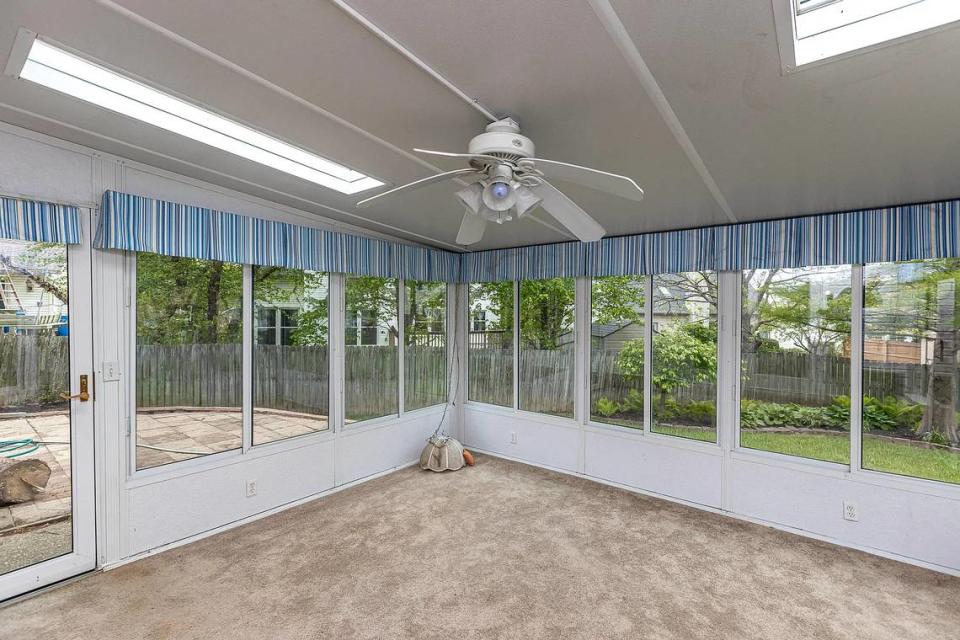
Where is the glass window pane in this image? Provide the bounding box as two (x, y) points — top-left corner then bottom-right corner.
(0, 239), (73, 574)
(404, 280), (447, 411)
(740, 267), (852, 463)
(590, 276), (646, 429)
(468, 282), (514, 407)
(519, 278), (575, 418)
(862, 260), (960, 485)
(136, 254), (242, 470)
(253, 268), (329, 445)
(345, 276), (398, 422)
(651, 272), (718, 442)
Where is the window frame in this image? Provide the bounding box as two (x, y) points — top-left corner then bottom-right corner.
(773, 0), (960, 73)
(128, 256), (450, 479)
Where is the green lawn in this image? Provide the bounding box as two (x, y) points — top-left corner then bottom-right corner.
(595, 420), (960, 485)
(739, 431), (960, 485)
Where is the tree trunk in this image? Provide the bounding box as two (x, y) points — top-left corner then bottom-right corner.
(0, 457), (52, 505)
(920, 280), (959, 443)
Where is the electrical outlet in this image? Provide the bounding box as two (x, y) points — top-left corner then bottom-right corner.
(843, 500), (858, 522)
(245, 479), (258, 498)
(102, 361), (120, 382)
(510, 431), (518, 444)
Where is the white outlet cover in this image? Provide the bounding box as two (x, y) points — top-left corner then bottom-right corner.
(843, 500), (858, 522)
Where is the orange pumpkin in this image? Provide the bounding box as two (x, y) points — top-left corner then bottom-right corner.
(462, 449), (475, 466)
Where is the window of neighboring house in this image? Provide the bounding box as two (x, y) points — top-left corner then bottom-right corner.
(740, 266), (852, 463)
(862, 260), (960, 485)
(777, 0), (960, 69)
(135, 254), (243, 470)
(252, 267), (329, 445)
(344, 275), (399, 423)
(590, 276), (646, 430)
(651, 272), (718, 442)
(468, 282), (514, 407)
(519, 278), (575, 418)
(404, 280), (447, 411)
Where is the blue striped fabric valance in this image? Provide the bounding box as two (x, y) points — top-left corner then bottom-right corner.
(95, 190), (460, 282)
(0, 196), (81, 244)
(462, 198), (960, 281)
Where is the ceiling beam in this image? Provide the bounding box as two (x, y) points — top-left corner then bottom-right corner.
(586, 0), (738, 223)
(329, 0), (499, 123)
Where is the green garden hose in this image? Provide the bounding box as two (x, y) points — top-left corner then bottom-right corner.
(0, 438), (41, 458)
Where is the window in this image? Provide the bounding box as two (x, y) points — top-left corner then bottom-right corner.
(776, 0), (960, 69)
(135, 254), (242, 469)
(468, 282), (514, 407)
(344, 275), (398, 422)
(18, 38), (383, 194)
(651, 272), (718, 442)
(404, 281), (447, 411)
(519, 278), (575, 418)
(740, 266), (852, 463)
(590, 276), (646, 429)
(253, 267), (329, 445)
(862, 261), (960, 485)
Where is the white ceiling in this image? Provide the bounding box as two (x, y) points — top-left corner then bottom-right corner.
(0, 0), (959, 251)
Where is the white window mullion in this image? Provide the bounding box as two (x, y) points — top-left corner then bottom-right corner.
(850, 264), (864, 472)
(329, 273), (345, 434)
(242, 264), (253, 452)
(643, 275), (653, 435)
(398, 279), (406, 416)
(513, 280), (520, 410)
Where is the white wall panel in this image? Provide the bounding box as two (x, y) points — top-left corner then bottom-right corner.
(584, 429), (723, 508)
(727, 455), (960, 572)
(464, 407), (580, 473)
(0, 126), (95, 204)
(127, 439), (336, 555)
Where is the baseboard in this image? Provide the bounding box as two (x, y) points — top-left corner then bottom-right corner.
(101, 459), (419, 572)
(468, 447), (960, 578)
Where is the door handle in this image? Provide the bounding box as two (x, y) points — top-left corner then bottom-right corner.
(60, 374), (90, 402)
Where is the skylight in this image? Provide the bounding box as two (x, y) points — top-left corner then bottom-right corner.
(776, 0), (960, 70)
(16, 38), (383, 194)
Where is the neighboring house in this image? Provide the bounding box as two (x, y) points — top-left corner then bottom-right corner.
(0, 242), (68, 335)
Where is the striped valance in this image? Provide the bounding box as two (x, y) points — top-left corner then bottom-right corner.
(462, 198), (960, 281)
(0, 196), (81, 244)
(95, 190), (460, 282)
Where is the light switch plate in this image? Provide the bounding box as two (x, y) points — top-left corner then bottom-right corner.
(102, 361), (121, 381)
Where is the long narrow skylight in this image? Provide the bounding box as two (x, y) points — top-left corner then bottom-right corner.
(18, 38), (383, 194)
(777, 0), (960, 69)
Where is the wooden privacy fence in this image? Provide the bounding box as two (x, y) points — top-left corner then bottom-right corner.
(0, 336), (940, 414)
(471, 348), (938, 409)
(138, 344), (447, 418)
(0, 334), (69, 408)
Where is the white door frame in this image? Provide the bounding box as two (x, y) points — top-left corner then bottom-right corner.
(0, 210), (97, 601)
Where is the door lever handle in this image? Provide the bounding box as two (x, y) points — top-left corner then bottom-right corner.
(59, 390), (90, 402)
(60, 374), (90, 402)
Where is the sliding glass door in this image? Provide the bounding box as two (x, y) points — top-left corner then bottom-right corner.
(0, 230), (95, 601)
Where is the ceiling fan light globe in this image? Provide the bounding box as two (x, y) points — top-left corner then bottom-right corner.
(482, 181), (517, 212)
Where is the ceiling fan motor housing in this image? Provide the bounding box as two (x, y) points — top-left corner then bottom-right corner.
(468, 117), (535, 161)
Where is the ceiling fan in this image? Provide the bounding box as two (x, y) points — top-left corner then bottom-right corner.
(356, 118), (644, 245)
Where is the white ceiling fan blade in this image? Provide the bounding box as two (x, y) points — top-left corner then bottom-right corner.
(530, 181), (606, 243)
(526, 158), (644, 202)
(356, 168), (481, 208)
(456, 210), (487, 245)
(413, 148), (504, 165)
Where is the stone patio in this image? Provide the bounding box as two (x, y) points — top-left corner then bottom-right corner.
(1, 408), (328, 534)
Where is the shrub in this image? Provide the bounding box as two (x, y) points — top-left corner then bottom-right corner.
(620, 389), (644, 415)
(594, 396), (619, 418)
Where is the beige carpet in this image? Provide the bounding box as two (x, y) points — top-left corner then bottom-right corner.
(4, 455), (958, 639)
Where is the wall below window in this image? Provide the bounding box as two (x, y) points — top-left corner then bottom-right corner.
(464, 404), (960, 575)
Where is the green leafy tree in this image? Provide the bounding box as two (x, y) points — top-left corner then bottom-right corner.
(136, 254), (242, 345)
(519, 278), (574, 349)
